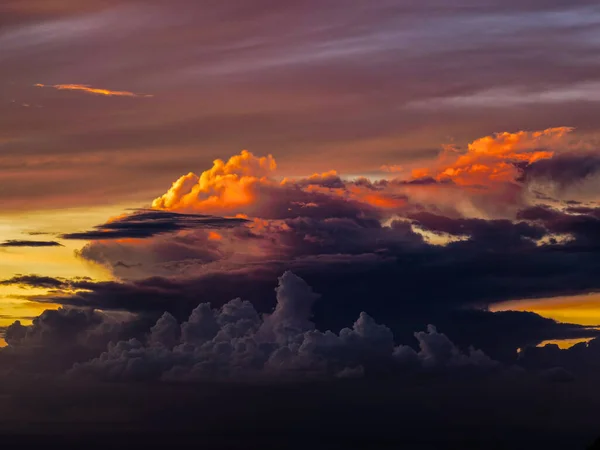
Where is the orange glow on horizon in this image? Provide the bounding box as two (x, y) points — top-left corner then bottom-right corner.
(492, 293), (600, 326)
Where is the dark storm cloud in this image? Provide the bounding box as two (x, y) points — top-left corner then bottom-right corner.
(2, 273), (501, 381)
(60, 209), (248, 240)
(0, 240), (63, 247)
(18, 240), (600, 362)
(3, 1), (600, 210)
(69, 274), (500, 382)
(1, 270), (596, 388)
(13, 204), (597, 327)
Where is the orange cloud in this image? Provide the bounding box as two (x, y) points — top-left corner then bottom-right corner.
(34, 84), (152, 98)
(152, 150), (277, 213)
(413, 127), (574, 186)
(155, 129), (571, 220)
(153, 150), (406, 217)
(208, 231), (222, 241)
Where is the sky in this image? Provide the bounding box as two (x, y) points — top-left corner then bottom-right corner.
(2, 1), (600, 446)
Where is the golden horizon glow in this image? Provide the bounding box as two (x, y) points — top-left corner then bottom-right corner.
(536, 337), (594, 349)
(492, 293), (600, 326)
(0, 203), (134, 329)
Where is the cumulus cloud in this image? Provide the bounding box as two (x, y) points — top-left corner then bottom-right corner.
(0, 307), (145, 375)
(5, 269), (600, 385)
(113, 132), (600, 290)
(9, 130), (600, 377)
(92, 132), (586, 278)
(146, 129), (598, 229)
(0, 272), (504, 382)
(17, 204), (600, 344)
(68, 272), (498, 381)
(114, 129), (600, 232)
(152, 150), (406, 219)
(410, 127), (573, 187)
(152, 150), (278, 214)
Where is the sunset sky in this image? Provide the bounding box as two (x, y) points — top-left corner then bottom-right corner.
(2, 2), (600, 446)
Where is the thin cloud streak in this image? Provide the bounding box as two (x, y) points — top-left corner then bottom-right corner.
(406, 82), (600, 110)
(34, 83), (153, 98)
(0, 240), (63, 248)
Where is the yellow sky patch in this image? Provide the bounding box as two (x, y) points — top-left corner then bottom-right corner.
(492, 293), (600, 326)
(536, 337), (594, 350)
(0, 203), (134, 326)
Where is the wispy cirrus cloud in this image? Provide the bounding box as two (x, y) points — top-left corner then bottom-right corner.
(34, 83), (152, 98)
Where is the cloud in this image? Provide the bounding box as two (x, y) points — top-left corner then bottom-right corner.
(152, 150), (278, 214)
(0, 274), (74, 289)
(29, 176), (600, 334)
(4, 0), (600, 215)
(146, 130), (595, 229)
(74, 229), (230, 276)
(409, 212), (546, 248)
(152, 150), (405, 219)
(34, 83), (152, 98)
(517, 205), (600, 247)
(60, 209), (249, 240)
(0, 306), (149, 375)
(0, 240), (63, 247)
(405, 82), (600, 110)
(7, 134), (600, 381)
(67, 272), (498, 381)
(522, 152), (600, 200)
(518, 334), (600, 378)
(410, 127), (573, 187)
(11, 262), (597, 365)
(429, 309), (599, 362)
(5, 269), (600, 399)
